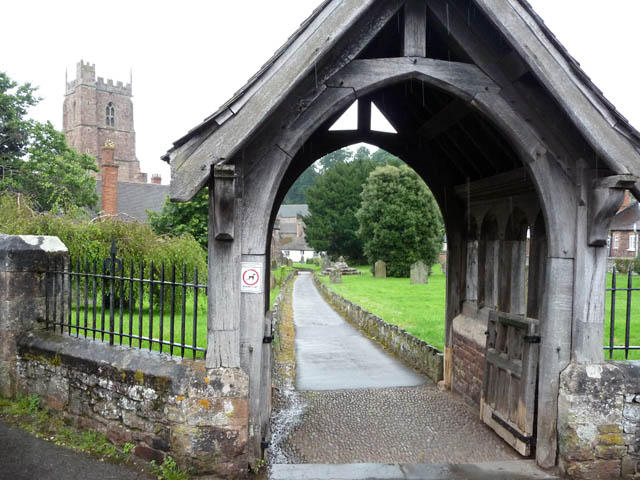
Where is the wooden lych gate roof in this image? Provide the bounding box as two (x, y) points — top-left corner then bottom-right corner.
(163, 0), (640, 202)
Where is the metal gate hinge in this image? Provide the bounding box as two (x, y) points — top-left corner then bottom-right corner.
(524, 335), (541, 344)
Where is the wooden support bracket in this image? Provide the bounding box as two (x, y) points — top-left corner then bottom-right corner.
(588, 174), (637, 246)
(213, 164), (236, 241)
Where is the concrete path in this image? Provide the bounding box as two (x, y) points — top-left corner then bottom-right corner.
(270, 461), (559, 479)
(0, 420), (150, 480)
(293, 272), (426, 391)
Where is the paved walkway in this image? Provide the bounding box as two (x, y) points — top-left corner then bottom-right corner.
(270, 462), (558, 479)
(0, 420), (149, 480)
(271, 273), (524, 466)
(293, 273), (426, 390)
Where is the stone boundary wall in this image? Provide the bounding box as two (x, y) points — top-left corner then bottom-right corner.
(451, 314), (487, 407)
(559, 362), (640, 480)
(0, 234), (250, 479)
(312, 273), (443, 383)
(15, 331), (249, 478)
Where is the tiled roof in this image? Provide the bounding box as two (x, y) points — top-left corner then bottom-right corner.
(96, 181), (169, 222)
(611, 202), (640, 231)
(277, 204), (309, 218)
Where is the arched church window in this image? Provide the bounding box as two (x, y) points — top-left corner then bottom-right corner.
(106, 102), (115, 127)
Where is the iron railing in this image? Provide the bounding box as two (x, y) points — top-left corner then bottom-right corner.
(45, 241), (207, 358)
(606, 267), (640, 360)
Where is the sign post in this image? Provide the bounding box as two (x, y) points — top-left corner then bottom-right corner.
(240, 262), (264, 294)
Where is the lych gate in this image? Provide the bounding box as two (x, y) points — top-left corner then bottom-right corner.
(164, 0), (640, 473)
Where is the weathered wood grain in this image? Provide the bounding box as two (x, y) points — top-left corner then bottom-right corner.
(404, 0), (427, 57)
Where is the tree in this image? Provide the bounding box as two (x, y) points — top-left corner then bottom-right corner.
(0, 72), (98, 211)
(356, 165), (443, 277)
(283, 165), (319, 204)
(148, 189), (209, 250)
(318, 148), (352, 170)
(304, 158), (377, 261)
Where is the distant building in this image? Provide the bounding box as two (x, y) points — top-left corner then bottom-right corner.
(63, 60), (168, 221)
(609, 192), (639, 259)
(275, 204), (317, 262)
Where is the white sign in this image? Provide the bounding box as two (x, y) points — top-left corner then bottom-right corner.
(240, 262), (264, 294)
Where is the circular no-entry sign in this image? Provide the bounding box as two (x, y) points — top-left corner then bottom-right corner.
(242, 269), (260, 286)
(240, 262), (264, 293)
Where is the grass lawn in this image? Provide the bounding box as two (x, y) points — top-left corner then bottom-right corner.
(317, 267), (640, 360)
(318, 265), (447, 350)
(65, 292), (208, 358)
(605, 272), (640, 360)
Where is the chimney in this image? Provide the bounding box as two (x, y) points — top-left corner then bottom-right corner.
(619, 190), (631, 213)
(101, 141), (118, 215)
(151, 174), (162, 185)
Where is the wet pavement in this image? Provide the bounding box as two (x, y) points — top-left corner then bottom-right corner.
(270, 273), (527, 467)
(0, 420), (149, 480)
(269, 461), (558, 479)
(293, 273), (426, 391)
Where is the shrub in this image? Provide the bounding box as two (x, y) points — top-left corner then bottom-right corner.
(615, 259), (633, 274)
(0, 193), (207, 301)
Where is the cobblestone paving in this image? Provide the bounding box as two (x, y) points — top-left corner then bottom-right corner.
(271, 273), (521, 465)
(278, 385), (521, 464)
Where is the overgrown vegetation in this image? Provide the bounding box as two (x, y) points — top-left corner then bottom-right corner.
(0, 193), (207, 284)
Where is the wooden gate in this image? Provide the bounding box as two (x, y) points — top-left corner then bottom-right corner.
(480, 310), (540, 456)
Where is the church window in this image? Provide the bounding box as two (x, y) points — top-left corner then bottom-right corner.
(106, 102), (115, 127)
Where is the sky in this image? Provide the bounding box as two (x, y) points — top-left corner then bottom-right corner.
(2, 0), (639, 184)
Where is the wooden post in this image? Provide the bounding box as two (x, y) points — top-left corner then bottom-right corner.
(358, 99), (372, 132)
(572, 168), (635, 363)
(444, 210), (464, 388)
(536, 257), (573, 468)
(207, 174), (241, 368)
(404, 0), (427, 57)
(240, 253), (268, 458)
(465, 239), (479, 305)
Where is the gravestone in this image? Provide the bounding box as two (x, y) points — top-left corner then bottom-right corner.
(330, 270), (342, 284)
(322, 259), (332, 273)
(374, 260), (387, 279)
(271, 259), (278, 271)
(270, 274), (277, 290)
(410, 261), (429, 284)
(287, 258), (293, 267)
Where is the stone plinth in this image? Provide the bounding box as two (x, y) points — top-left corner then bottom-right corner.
(0, 235), (68, 397)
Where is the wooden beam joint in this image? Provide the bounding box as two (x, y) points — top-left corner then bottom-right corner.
(588, 174), (637, 246)
(213, 164), (236, 241)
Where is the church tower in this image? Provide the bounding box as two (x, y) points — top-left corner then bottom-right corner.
(63, 61), (146, 182)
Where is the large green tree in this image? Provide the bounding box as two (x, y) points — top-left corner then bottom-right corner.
(356, 165), (443, 277)
(0, 72), (98, 211)
(304, 158), (377, 261)
(148, 189), (209, 250)
(283, 165), (319, 204)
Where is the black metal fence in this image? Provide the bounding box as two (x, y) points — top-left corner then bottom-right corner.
(45, 241), (207, 358)
(606, 267), (640, 360)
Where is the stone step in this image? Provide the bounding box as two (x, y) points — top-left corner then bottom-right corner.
(269, 461), (560, 480)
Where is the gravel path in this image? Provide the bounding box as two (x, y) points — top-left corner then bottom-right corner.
(271, 273), (521, 465)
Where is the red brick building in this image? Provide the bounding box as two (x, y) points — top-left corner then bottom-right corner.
(609, 193), (640, 259)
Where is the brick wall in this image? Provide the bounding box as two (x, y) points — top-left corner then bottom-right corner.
(610, 230), (637, 259)
(451, 314), (487, 408)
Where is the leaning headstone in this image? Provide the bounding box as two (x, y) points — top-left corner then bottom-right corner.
(374, 260), (387, 279)
(287, 258), (293, 267)
(271, 259), (278, 271)
(270, 274), (277, 290)
(330, 270), (342, 284)
(410, 261), (429, 284)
